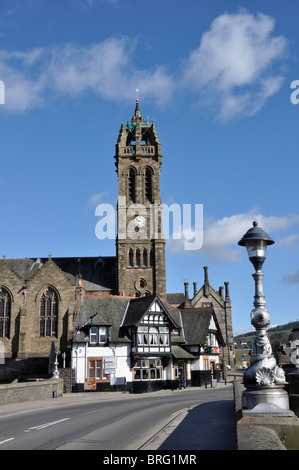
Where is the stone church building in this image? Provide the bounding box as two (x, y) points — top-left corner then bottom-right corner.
(0, 100), (233, 391)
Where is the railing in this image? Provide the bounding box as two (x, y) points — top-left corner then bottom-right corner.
(126, 120), (154, 131)
(122, 146), (155, 155)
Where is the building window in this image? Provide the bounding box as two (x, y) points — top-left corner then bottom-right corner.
(143, 248), (148, 266)
(127, 168), (136, 203)
(40, 287), (58, 337)
(136, 325), (169, 346)
(144, 168), (152, 202)
(150, 249), (154, 266)
(88, 358), (109, 382)
(0, 287), (11, 338)
(159, 327), (169, 345)
(136, 248), (141, 267)
(128, 248), (134, 267)
(133, 358), (162, 381)
(90, 326), (107, 345)
(149, 326), (159, 345)
(89, 359), (102, 379)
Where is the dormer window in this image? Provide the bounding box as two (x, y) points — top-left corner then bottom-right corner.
(90, 326), (107, 345)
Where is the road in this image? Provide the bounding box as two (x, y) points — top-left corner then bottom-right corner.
(0, 386), (234, 450)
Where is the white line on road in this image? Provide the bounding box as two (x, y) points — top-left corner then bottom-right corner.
(24, 417), (70, 432)
(0, 437), (15, 445)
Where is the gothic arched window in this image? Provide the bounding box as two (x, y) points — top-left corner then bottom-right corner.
(127, 168), (136, 203)
(128, 248), (134, 267)
(144, 168), (152, 202)
(0, 287), (11, 338)
(150, 249), (154, 267)
(40, 287), (58, 338)
(136, 248), (141, 267)
(143, 248), (148, 266)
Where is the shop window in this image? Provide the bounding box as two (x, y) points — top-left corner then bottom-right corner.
(133, 358), (162, 381)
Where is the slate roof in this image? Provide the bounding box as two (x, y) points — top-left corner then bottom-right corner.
(122, 295), (181, 330)
(5, 256), (117, 292)
(74, 294), (188, 345)
(166, 292), (185, 307)
(122, 295), (158, 326)
(180, 307), (224, 346)
(75, 295), (130, 343)
(172, 345), (197, 360)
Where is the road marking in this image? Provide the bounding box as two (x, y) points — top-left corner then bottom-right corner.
(0, 438), (15, 445)
(172, 407), (188, 416)
(24, 417), (70, 432)
(171, 404), (199, 416)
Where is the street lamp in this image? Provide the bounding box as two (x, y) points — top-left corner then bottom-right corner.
(238, 221), (290, 412)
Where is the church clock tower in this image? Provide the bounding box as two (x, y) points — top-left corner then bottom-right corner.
(115, 99), (166, 299)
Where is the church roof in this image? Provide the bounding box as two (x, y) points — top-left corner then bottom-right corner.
(5, 256), (117, 292)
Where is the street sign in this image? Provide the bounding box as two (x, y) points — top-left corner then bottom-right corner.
(84, 378), (96, 390)
(104, 357), (116, 376)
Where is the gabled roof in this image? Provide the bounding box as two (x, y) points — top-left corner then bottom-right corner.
(75, 296), (130, 343)
(122, 295), (181, 329)
(180, 307), (224, 346)
(122, 295), (156, 326)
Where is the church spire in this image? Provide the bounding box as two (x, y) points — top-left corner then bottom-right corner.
(131, 95), (143, 123)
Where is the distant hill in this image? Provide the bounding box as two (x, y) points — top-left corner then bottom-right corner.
(234, 320), (299, 344)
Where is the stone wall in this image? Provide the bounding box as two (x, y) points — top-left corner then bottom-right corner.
(0, 257), (75, 361)
(233, 378), (299, 450)
(58, 367), (74, 393)
(0, 378), (63, 406)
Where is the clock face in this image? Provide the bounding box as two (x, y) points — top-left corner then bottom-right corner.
(134, 215), (146, 228)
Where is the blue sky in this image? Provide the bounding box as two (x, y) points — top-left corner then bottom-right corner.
(0, 0), (298, 334)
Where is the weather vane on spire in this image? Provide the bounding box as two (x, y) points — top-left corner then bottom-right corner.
(136, 88), (139, 102)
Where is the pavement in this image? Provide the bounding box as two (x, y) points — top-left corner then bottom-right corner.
(140, 379), (237, 450)
(0, 373), (240, 451)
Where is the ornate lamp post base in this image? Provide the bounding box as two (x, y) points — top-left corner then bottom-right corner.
(241, 303), (290, 413)
(242, 385), (291, 414)
(238, 222), (292, 415)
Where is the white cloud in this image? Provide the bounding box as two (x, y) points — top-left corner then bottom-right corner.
(182, 10), (288, 121)
(0, 38), (175, 113)
(166, 207), (299, 261)
(0, 10), (288, 118)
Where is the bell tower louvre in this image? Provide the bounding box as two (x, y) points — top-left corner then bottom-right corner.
(115, 98), (166, 299)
